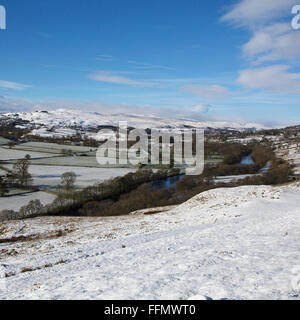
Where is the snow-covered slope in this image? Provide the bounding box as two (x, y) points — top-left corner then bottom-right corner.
(1, 109), (268, 131)
(1, 183), (300, 300)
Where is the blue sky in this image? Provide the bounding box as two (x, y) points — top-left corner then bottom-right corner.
(0, 0), (300, 126)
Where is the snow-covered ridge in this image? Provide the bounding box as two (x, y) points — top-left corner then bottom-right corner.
(1, 183), (300, 299)
(1, 108), (268, 131)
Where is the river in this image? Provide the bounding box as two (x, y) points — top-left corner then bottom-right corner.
(240, 155), (254, 165)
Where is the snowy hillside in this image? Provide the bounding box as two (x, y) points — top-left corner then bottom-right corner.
(1, 109), (268, 131)
(1, 183), (300, 300)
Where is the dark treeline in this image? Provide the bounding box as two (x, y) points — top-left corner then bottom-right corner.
(0, 119), (31, 141)
(0, 158), (37, 197)
(206, 143), (274, 177)
(0, 168), (179, 221)
(26, 134), (100, 148)
(0, 138), (292, 221)
(69, 143), (292, 217)
(78, 159), (291, 218)
(46, 168), (181, 216)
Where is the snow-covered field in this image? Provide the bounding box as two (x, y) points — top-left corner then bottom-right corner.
(228, 135), (279, 145)
(0, 137), (11, 146)
(213, 174), (255, 184)
(1, 183), (300, 300)
(29, 127), (77, 138)
(0, 147), (59, 161)
(13, 142), (96, 154)
(23, 155), (106, 168)
(26, 165), (136, 188)
(213, 162), (271, 184)
(1, 164), (136, 191)
(0, 191), (56, 212)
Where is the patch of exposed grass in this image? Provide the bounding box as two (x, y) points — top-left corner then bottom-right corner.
(0, 229), (72, 244)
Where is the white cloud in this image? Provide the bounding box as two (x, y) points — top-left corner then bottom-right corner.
(237, 65), (300, 94)
(222, 0), (300, 96)
(222, 0), (300, 65)
(189, 104), (211, 114)
(88, 71), (160, 87)
(0, 80), (31, 90)
(0, 96), (36, 112)
(181, 84), (231, 99)
(221, 0), (298, 29)
(128, 60), (174, 70)
(243, 23), (300, 64)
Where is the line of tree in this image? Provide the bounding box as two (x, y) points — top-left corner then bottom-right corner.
(0, 139), (293, 221)
(0, 157), (33, 197)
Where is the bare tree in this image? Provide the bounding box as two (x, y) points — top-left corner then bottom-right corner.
(0, 210), (17, 222)
(19, 200), (43, 219)
(61, 149), (74, 156)
(13, 158), (32, 188)
(0, 176), (8, 197)
(7, 142), (15, 149)
(59, 172), (76, 195)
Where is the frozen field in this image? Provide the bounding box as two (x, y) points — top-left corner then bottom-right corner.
(25, 154), (221, 168)
(29, 128), (76, 139)
(1, 183), (300, 300)
(0, 191), (56, 212)
(0, 168), (7, 175)
(28, 165), (137, 188)
(0, 147), (60, 161)
(24, 155), (106, 168)
(213, 162), (271, 184)
(2, 164), (137, 189)
(0, 137), (11, 146)
(13, 142), (97, 154)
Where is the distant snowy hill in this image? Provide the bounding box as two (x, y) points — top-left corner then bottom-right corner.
(1, 109), (268, 132)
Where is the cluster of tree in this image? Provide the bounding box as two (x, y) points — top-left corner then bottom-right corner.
(61, 149), (74, 156)
(0, 119), (31, 141)
(11, 158), (33, 187)
(0, 170), (77, 221)
(77, 143), (292, 217)
(1, 168), (173, 220)
(0, 176), (8, 197)
(0, 157), (33, 197)
(204, 143), (274, 177)
(205, 142), (250, 164)
(231, 160), (292, 186)
(79, 172), (220, 217)
(80, 183), (175, 217)
(48, 168), (180, 216)
(26, 133), (100, 148)
(1, 157), (292, 222)
(0, 199), (43, 222)
(1, 138), (293, 221)
(57, 171), (77, 195)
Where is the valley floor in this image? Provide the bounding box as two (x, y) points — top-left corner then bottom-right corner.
(1, 183), (300, 300)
